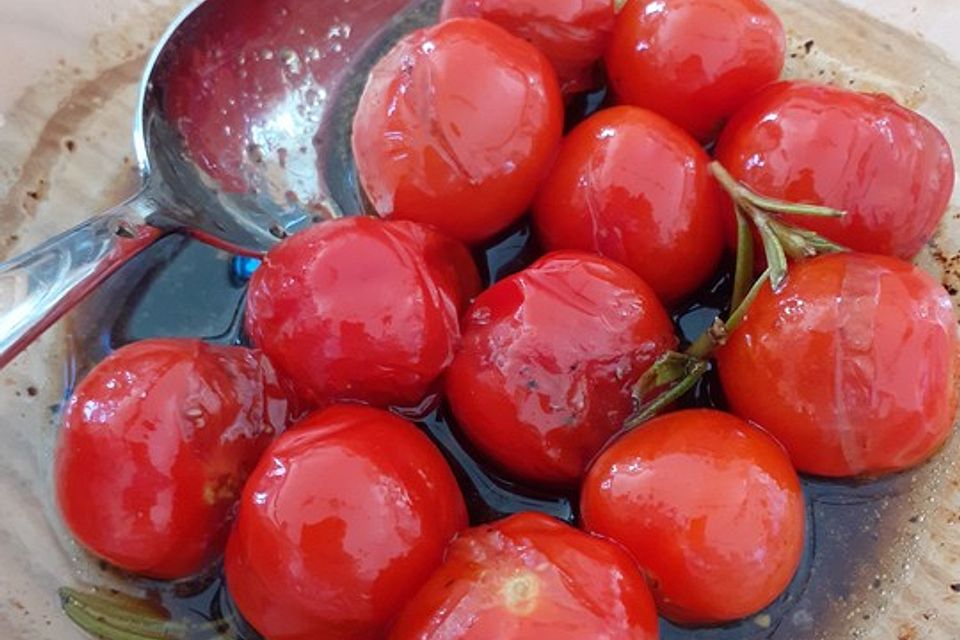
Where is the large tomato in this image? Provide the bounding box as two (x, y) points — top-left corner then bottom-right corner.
(389, 512), (659, 639)
(581, 409), (806, 625)
(606, 0), (785, 142)
(55, 339), (292, 580)
(439, 0), (615, 96)
(445, 251), (676, 486)
(352, 18), (564, 243)
(226, 405), (468, 640)
(716, 252), (959, 477)
(533, 106), (725, 304)
(715, 81), (955, 259)
(245, 216), (480, 410)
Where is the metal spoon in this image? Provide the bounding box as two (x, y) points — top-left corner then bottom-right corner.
(0, 0), (439, 369)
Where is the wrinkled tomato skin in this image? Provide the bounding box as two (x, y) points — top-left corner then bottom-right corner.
(352, 18), (564, 243)
(716, 253), (959, 478)
(715, 81), (955, 259)
(225, 405), (467, 640)
(55, 339), (293, 580)
(606, 0), (785, 142)
(532, 106), (725, 305)
(439, 0), (615, 96)
(245, 216), (480, 410)
(445, 251), (677, 486)
(581, 410), (805, 626)
(389, 512), (660, 640)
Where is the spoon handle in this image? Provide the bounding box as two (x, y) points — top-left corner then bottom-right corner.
(0, 192), (165, 370)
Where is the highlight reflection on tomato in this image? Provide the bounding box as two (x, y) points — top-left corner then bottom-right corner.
(445, 251), (676, 486)
(715, 81), (955, 259)
(533, 106), (725, 304)
(581, 409), (806, 625)
(389, 512), (660, 640)
(606, 0), (785, 142)
(352, 18), (564, 243)
(245, 216), (480, 410)
(55, 339), (293, 580)
(717, 253), (959, 478)
(225, 405), (468, 640)
(439, 0), (615, 96)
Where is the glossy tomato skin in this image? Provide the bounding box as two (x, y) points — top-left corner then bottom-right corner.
(55, 339), (293, 580)
(606, 0), (785, 142)
(533, 106), (725, 304)
(445, 251), (677, 486)
(389, 512), (660, 639)
(716, 253), (959, 478)
(225, 405), (467, 640)
(439, 0), (615, 96)
(715, 81), (955, 259)
(581, 409), (805, 625)
(352, 18), (564, 243)
(245, 216), (480, 410)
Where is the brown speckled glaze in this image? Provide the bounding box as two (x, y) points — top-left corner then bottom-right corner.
(0, 1), (958, 639)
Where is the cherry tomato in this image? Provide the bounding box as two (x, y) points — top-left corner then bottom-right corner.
(716, 253), (959, 477)
(532, 106), (725, 304)
(352, 18), (564, 243)
(55, 339), (293, 580)
(389, 512), (660, 639)
(439, 0), (615, 97)
(245, 216), (480, 410)
(605, 0), (785, 142)
(225, 405), (467, 640)
(715, 81), (955, 259)
(445, 251), (676, 486)
(581, 409), (805, 625)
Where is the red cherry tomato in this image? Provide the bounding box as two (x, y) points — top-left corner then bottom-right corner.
(439, 0), (615, 96)
(715, 81), (955, 259)
(716, 253), (959, 477)
(352, 18), (564, 243)
(225, 404), (467, 640)
(533, 106), (725, 304)
(245, 216), (480, 410)
(581, 409), (805, 625)
(445, 251), (676, 486)
(606, 0), (785, 142)
(389, 512), (660, 640)
(55, 339), (292, 580)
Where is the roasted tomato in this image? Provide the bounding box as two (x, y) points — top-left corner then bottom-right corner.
(245, 216), (480, 410)
(533, 106), (725, 304)
(352, 18), (564, 243)
(581, 409), (806, 625)
(439, 0), (615, 96)
(445, 251), (676, 486)
(389, 512), (660, 639)
(55, 339), (292, 580)
(226, 405), (468, 640)
(715, 81), (955, 259)
(716, 253), (959, 477)
(606, 0), (785, 142)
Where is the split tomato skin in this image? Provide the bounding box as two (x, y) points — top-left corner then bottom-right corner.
(581, 409), (806, 626)
(352, 17), (564, 243)
(606, 0), (785, 142)
(389, 512), (660, 640)
(532, 106), (725, 304)
(439, 0), (615, 96)
(55, 339), (292, 580)
(245, 216), (480, 410)
(445, 251), (677, 486)
(715, 81), (955, 259)
(716, 253), (959, 478)
(225, 405), (468, 640)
